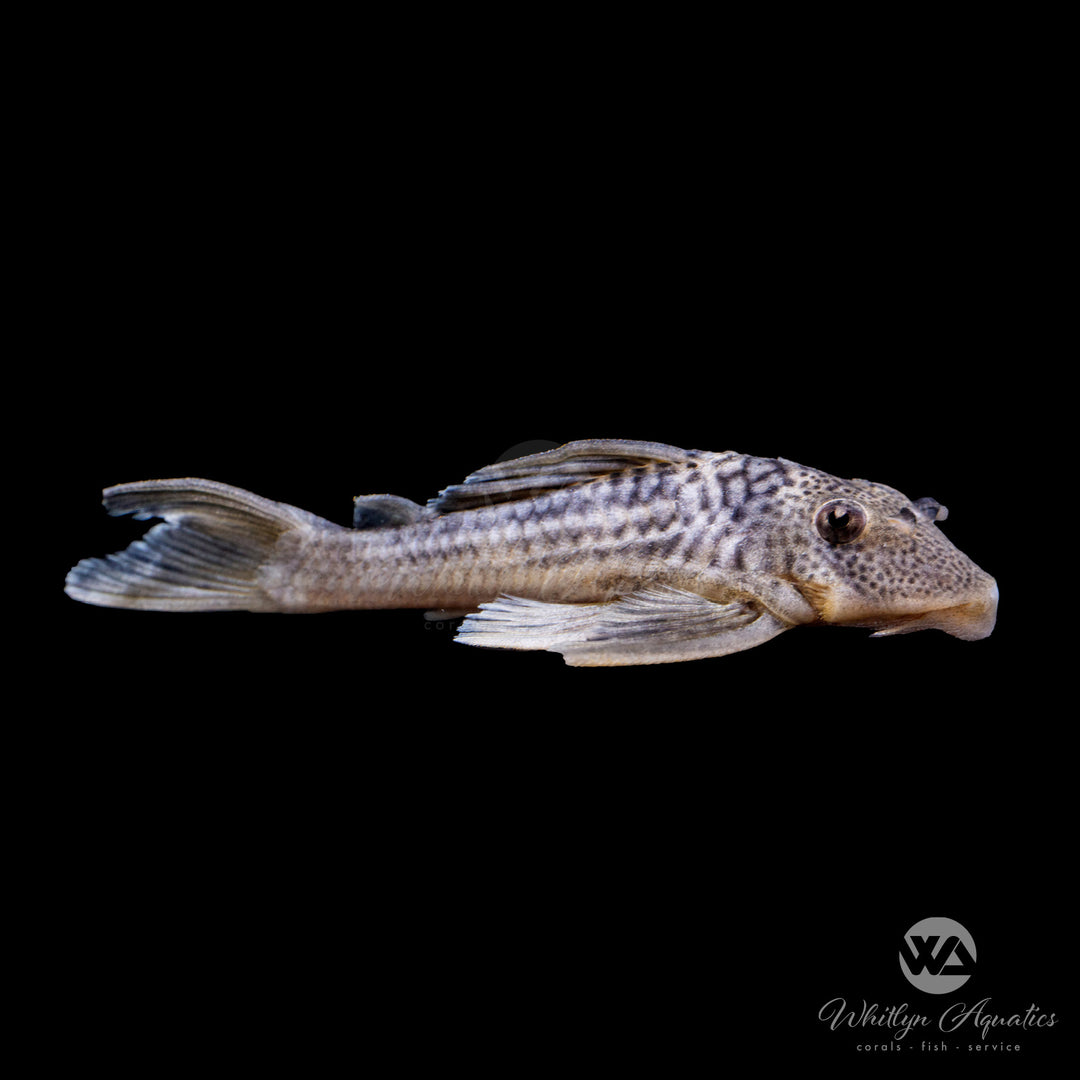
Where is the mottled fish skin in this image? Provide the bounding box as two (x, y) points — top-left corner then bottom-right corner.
(64, 440), (998, 665)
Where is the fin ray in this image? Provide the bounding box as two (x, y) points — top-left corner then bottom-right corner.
(430, 439), (700, 513)
(65, 479), (335, 611)
(454, 585), (790, 666)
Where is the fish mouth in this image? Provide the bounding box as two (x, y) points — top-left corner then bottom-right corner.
(869, 579), (999, 641)
(798, 578), (999, 641)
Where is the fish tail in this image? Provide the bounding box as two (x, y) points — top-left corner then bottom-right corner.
(65, 479), (332, 611)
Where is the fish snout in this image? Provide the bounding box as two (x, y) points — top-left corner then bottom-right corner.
(944, 576), (998, 640)
(870, 575), (998, 641)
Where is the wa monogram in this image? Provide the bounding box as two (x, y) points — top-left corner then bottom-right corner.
(899, 917), (977, 993)
(899, 934), (975, 977)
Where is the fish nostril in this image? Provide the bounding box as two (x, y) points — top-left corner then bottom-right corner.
(914, 497), (948, 522)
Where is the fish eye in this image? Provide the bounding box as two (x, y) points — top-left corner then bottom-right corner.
(815, 500), (868, 545)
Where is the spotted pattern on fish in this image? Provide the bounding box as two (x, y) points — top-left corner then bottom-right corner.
(64, 440), (998, 666)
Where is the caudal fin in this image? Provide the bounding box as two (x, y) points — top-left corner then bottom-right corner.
(65, 479), (330, 611)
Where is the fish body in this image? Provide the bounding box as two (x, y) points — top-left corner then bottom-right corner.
(65, 439), (998, 666)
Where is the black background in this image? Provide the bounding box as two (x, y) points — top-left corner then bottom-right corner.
(36, 13), (1067, 1072)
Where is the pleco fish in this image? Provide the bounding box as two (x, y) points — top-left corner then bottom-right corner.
(65, 439), (998, 666)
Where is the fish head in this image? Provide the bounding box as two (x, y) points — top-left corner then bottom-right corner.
(773, 468), (998, 641)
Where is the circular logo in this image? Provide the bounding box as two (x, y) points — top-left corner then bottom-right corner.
(899, 916), (976, 994)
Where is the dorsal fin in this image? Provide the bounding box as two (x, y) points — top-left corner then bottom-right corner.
(429, 439), (700, 513)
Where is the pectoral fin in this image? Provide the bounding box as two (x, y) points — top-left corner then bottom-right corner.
(454, 586), (791, 666)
